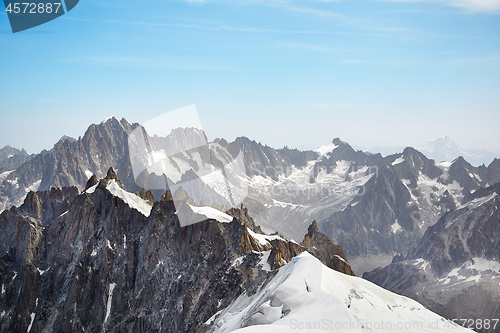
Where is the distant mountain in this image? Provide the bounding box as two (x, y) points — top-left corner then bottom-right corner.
(418, 136), (497, 167)
(0, 145), (33, 173)
(363, 182), (500, 333)
(0, 117), (141, 212)
(321, 148), (500, 274)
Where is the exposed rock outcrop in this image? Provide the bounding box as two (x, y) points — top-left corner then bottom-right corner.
(0, 172), (353, 333)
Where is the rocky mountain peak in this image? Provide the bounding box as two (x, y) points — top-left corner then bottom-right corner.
(332, 138), (345, 146)
(161, 190), (173, 201)
(106, 166), (119, 181)
(97, 167), (123, 189)
(58, 135), (77, 144)
(226, 204), (261, 234)
(85, 174), (98, 190)
(136, 188), (155, 203)
(301, 220), (354, 275)
(306, 220), (319, 234)
(172, 186), (190, 202)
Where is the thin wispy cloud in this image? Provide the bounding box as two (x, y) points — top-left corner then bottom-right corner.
(340, 59), (364, 64)
(277, 41), (348, 51)
(446, 54), (500, 67)
(177, 0), (414, 33)
(381, 0), (500, 13)
(69, 55), (232, 70)
(65, 17), (398, 37)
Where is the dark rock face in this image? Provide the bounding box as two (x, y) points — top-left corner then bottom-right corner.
(0, 172), (354, 333)
(301, 221), (354, 276)
(321, 166), (420, 256)
(363, 182), (500, 333)
(277, 146), (318, 169)
(388, 147), (443, 186)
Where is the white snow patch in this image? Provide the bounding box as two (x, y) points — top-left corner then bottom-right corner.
(155, 260), (165, 269)
(460, 192), (497, 210)
(391, 156), (405, 166)
(0, 170), (14, 183)
(418, 173), (463, 207)
(258, 250), (272, 272)
(37, 267), (46, 276)
(188, 205), (233, 223)
(334, 255), (348, 264)
(467, 257), (500, 272)
(271, 199), (304, 209)
(391, 220), (402, 233)
(59, 211), (68, 217)
(26, 179), (42, 193)
(231, 256), (245, 268)
(84, 170), (93, 179)
(414, 258), (431, 271)
(104, 283), (117, 324)
(27, 312), (35, 332)
(436, 161), (452, 181)
(91, 248), (98, 257)
(106, 179), (153, 216)
(107, 240), (113, 251)
(314, 143), (338, 157)
(85, 184), (98, 194)
(5, 177), (19, 189)
(1, 284), (4, 294)
(12, 271), (17, 280)
(247, 228), (285, 246)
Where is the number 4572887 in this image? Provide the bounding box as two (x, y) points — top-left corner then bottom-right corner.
(5, 3), (62, 14)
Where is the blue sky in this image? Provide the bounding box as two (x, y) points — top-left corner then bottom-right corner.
(0, 0), (499, 154)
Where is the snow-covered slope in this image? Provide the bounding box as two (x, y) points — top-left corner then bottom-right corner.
(106, 179), (153, 217)
(188, 204), (234, 223)
(210, 252), (473, 333)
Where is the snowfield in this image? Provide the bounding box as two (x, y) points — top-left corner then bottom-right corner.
(211, 252), (473, 333)
(105, 179), (153, 217)
(188, 204), (234, 223)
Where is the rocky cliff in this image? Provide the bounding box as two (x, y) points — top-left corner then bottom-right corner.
(0, 169), (353, 333)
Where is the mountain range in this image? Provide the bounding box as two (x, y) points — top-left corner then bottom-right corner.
(0, 116), (498, 332)
(368, 136), (497, 167)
